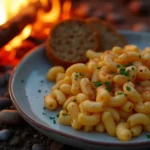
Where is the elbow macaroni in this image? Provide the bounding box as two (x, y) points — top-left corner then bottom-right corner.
(44, 45), (150, 141)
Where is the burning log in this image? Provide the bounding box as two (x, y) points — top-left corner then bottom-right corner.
(0, 1), (42, 48)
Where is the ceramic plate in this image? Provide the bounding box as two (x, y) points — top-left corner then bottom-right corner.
(9, 31), (150, 150)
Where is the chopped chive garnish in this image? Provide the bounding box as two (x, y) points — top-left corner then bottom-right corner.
(132, 67), (135, 70)
(104, 81), (110, 86)
(49, 116), (55, 120)
(118, 92), (123, 95)
(42, 112), (46, 115)
(116, 64), (120, 68)
(93, 81), (102, 87)
(128, 62), (133, 66)
(132, 75), (135, 78)
(62, 113), (67, 116)
(21, 80), (24, 83)
(106, 88), (111, 92)
(53, 120), (56, 124)
(79, 72), (84, 77)
(124, 70), (130, 76)
(119, 65), (130, 76)
(56, 114), (59, 118)
(43, 107), (46, 110)
(146, 134), (150, 139)
(74, 72), (79, 80)
(118, 92), (127, 96)
(97, 67), (101, 69)
(139, 55), (141, 59)
(73, 99), (76, 102)
(38, 90), (41, 93)
(126, 86), (131, 91)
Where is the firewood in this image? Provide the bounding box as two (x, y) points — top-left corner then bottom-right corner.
(0, 1), (42, 48)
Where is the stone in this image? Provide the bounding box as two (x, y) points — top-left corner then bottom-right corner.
(132, 23), (150, 32)
(104, 3), (115, 12)
(0, 76), (6, 87)
(0, 110), (24, 125)
(4, 92), (10, 98)
(0, 66), (5, 73)
(92, 10), (105, 20)
(9, 136), (21, 146)
(128, 1), (150, 15)
(0, 97), (12, 109)
(4, 72), (11, 83)
(4, 65), (14, 71)
(32, 144), (45, 150)
(0, 129), (11, 141)
(106, 13), (124, 24)
(50, 141), (63, 150)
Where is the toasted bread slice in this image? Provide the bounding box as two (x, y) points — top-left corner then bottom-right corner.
(45, 19), (100, 68)
(87, 18), (127, 51)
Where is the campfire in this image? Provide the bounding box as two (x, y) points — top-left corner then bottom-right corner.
(0, 0), (149, 67)
(0, 0), (83, 66)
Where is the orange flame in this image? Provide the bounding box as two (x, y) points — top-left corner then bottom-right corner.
(0, 0), (28, 25)
(62, 0), (72, 20)
(39, 0), (61, 23)
(5, 25), (32, 51)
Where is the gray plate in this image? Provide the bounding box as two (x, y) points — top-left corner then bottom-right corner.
(9, 31), (150, 150)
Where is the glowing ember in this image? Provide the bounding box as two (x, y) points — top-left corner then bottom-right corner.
(0, 0), (73, 66)
(5, 25), (32, 51)
(62, 0), (72, 20)
(39, 0), (61, 23)
(0, 0), (28, 25)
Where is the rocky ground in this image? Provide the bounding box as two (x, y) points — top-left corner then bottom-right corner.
(0, 65), (82, 150)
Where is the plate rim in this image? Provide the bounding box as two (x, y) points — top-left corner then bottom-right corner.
(9, 30), (150, 147)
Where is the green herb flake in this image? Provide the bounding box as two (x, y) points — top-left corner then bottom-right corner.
(118, 92), (127, 96)
(49, 116), (55, 120)
(124, 70), (130, 76)
(104, 82), (111, 86)
(79, 72), (84, 77)
(132, 67), (135, 71)
(126, 86), (131, 91)
(73, 99), (76, 102)
(116, 64), (120, 68)
(97, 66), (101, 69)
(119, 65), (130, 76)
(43, 107), (46, 110)
(38, 89), (41, 93)
(42, 112), (46, 115)
(132, 75), (135, 78)
(53, 120), (56, 124)
(74, 72), (79, 80)
(58, 87), (60, 90)
(93, 81), (102, 87)
(139, 55), (141, 59)
(110, 71), (115, 74)
(21, 80), (24, 83)
(106, 88), (111, 92)
(56, 114), (59, 118)
(40, 80), (44, 83)
(118, 92), (123, 95)
(146, 134), (150, 139)
(128, 62), (133, 66)
(124, 94), (128, 96)
(62, 113), (67, 116)
(119, 66), (126, 75)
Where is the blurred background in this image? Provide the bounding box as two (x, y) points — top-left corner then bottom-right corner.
(0, 0), (150, 67)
